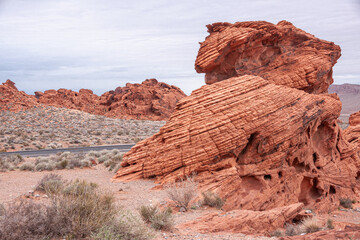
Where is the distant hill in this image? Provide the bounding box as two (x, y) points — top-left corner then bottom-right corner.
(329, 83), (360, 115)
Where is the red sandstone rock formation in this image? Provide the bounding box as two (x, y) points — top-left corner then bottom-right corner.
(34, 78), (186, 121)
(113, 20), (360, 235)
(99, 79), (186, 121)
(181, 203), (303, 235)
(36, 88), (101, 114)
(349, 111), (360, 126)
(195, 21), (341, 93)
(344, 111), (360, 154)
(0, 80), (38, 112)
(114, 75), (360, 213)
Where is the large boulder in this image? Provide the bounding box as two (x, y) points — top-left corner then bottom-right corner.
(195, 21), (341, 93)
(114, 75), (360, 213)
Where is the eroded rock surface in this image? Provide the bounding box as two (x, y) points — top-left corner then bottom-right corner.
(114, 75), (360, 213)
(181, 203), (303, 234)
(0, 80), (38, 112)
(195, 21), (341, 93)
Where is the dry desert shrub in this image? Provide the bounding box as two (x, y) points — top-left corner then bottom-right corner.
(201, 191), (225, 209)
(91, 214), (154, 240)
(339, 198), (354, 209)
(285, 223), (300, 236)
(35, 173), (64, 195)
(0, 200), (70, 240)
(327, 218), (334, 229)
(19, 162), (35, 171)
(0, 178), (153, 239)
(165, 176), (197, 211)
(270, 229), (283, 237)
(139, 205), (173, 231)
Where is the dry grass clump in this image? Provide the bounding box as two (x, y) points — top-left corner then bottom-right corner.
(0, 179), (153, 240)
(139, 205), (173, 231)
(165, 176), (197, 211)
(300, 217), (322, 233)
(201, 191), (225, 209)
(285, 217), (323, 236)
(0, 106), (164, 152)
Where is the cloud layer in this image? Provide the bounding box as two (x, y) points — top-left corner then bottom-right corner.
(0, 0), (359, 95)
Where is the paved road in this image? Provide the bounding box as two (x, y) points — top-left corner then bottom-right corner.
(0, 144), (135, 157)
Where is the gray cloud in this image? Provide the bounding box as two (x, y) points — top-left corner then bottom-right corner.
(0, 0), (359, 95)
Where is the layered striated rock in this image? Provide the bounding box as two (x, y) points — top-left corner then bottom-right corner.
(181, 203), (303, 235)
(0, 80), (38, 112)
(195, 21), (341, 93)
(114, 75), (360, 213)
(344, 111), (360, 156)
(99, 79), (186, 121)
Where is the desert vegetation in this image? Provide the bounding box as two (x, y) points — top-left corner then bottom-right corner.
(0, 176), (153, 240)
(0, 106), (164, 152)
(0, 149), (124, 172)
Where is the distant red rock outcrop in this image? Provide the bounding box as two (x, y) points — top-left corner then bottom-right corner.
(329, 84), (360, 114)
(195, 21), (341, 93)
(0, 80), (38, 112)
(35, 88), (101, 114)
(0, 78), (186, 121)
(99, 79), (186, 120)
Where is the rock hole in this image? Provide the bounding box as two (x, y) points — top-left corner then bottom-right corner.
(292, 157), (305, 173)
(264, 175), (272, 180)
(329, 185), (336, 194)
(312, 153), (317, 163)
(356, 171), (360, 180)
(278, 171), (283, 178)
(298, 177), (322, 205)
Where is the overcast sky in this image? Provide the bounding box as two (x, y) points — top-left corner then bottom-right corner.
(0, 0), (359, 95)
